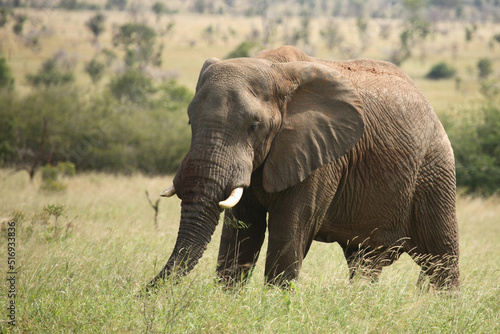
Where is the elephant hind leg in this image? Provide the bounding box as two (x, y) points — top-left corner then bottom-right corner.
(410, 157), (460, 290)
(344, 245), (402, 282)
(413, 252), (460, 290)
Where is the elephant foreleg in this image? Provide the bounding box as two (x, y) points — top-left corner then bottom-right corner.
(264, 208), (317, 287)
(216, 204), (267, 287)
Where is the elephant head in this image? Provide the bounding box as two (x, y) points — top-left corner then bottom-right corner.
(148, 55), (365, 287)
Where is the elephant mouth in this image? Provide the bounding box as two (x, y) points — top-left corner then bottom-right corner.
(161, 184), (245, 209)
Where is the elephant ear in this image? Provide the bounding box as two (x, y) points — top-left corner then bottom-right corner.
(262, 62), (365, 193)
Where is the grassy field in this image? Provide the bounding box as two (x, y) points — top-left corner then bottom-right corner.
(1, 169), (499, 333)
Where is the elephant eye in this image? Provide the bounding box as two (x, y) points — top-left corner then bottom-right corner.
(249, 122), (259, 132)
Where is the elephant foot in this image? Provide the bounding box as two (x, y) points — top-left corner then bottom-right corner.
(216, 263), (254, 289)
(414, 253), (460, 291)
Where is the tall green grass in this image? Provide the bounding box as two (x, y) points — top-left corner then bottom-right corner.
(1, 170), (499, 333)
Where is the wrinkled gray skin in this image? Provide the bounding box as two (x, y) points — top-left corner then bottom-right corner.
(148, 46), (459, 290)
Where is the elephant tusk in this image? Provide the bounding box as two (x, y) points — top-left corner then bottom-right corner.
(219, 187), (244, 209)
(160, 185), (176, 197)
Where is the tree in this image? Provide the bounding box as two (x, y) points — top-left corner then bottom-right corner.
(85, 58), (105, 84)
(12, 14), (27, 35)
(0, 88), (77, 180)
(0, 55), (14, 90)
(477, 58), (493, 79)
(85, 13), (106, 43)
(112, 23), (157, 68)
(390, 0), (431, 66)
(26, 59), (75, 88)
(152, 1), (166, 22)
(0, 78), (193, 176)
(0, 7), (10, 28)
(108, 69), (155, 105)
(465, 24), (477, 43)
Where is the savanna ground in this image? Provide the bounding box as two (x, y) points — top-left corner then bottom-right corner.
(1, 5), (500, 333)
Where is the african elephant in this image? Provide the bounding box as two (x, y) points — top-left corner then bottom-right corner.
(148, 46), (459, 290)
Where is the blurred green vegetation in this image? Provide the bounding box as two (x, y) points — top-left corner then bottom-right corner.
(0, 17), (193, 178)
(426, 61), (456, 79)
(0, 54), (14, 90)
(0, 76), (192, 176)
(443, 95), (500, 196)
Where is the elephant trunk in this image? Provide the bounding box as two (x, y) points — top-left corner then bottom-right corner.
(147, 156), (229, 289)
(147, 142), (251, 290)
(147, 196), (221, 289)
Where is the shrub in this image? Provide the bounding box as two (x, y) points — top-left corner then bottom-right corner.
(108, 69), (155, 105)
(56, 161), (76, 177)
(0, 55), (14, 90)
(85, 58), (106, 84)
(444, 101), (500, 196)
(12, 14), (27, 35)
(40, 165), (66, 192)
(40, 162), (76, 192)
(477, 58), (493, 79)
(226, 41), (260, 59)
(85, 13), (106, 42)
(112, 22), (157, 68)
(26, 59), (75, 88)
(41, 165), (59, 182)
(1, 78), (192, 176)
(494, 33), (500, 44)
(426, 62), (456, 79)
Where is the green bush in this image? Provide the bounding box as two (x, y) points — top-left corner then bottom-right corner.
(26, 59), (75, 88)
(41, 165), (59, 182)
(0, 55), (14, 90)
(40, 167), (66, 191)
(112, 22), (157, 68)
(40, 162), (75, 192)
(0, 78), (192, 176)
(444, 101), (500, 196)
(85, 13), (106, 42)
(85, 58), (106, 84)
(226, 41), (260, 59)
(108, 69), (156, 105)
(477, 58), (493, 79)
(57, 161), (76, 177)
(426, 62), (456, 79)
